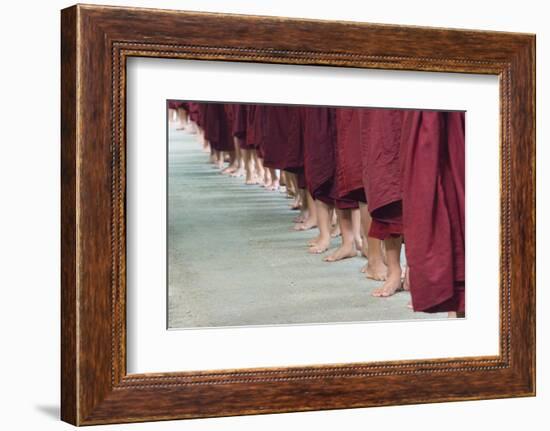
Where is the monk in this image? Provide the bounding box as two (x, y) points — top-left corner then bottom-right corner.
(400, 110), (465, 317)
(220, 104), (241, 176)
(261, 105), (303, 191)
(359, 108), (405, 295)
(230, 103), (248, 178)
(323, 107), (364, 262)
(245, 104), (266, 185)
(203, 103), (234, 170)
(167, 100), (188, 130)
(301, 106), (337, 254)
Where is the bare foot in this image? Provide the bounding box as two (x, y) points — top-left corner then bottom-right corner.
(308, 235), (321, 246)
(371, 272), (403, 297)
(269, 179), (280, 191)
(308, 237), (331, 254)
(330, 224), (341, 238)
(231, 168), (245, 177)
(363, 260), (388, 281)
(221, 165), (237, 175)
(247, 172), (261, 185)
(293, 212), (307, 223)
(323, 244), (358, 262)
(294, 219), (317, 231)
(289, 196), (302, 210)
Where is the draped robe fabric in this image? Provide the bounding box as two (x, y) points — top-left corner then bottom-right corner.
(168, 100), (185, 110)
(300, 106), (337, 204)
(245, 104), (265, 151)
(334, 108), (365, 204)
(261, 105), (304, 172)
(203, 103), (234, 152)
(400, 111), (466, 313)
(187, 102), (200, 124)
(359, 108), (405, 239)
(231, 104), (248, 142)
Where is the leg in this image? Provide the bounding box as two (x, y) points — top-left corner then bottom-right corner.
(308, 200), (333, 254)
(351, 208), (362, 250)
(324, 208), (359, 261)
(168, 108), (177, 123)
(268, 168), (279, 190)
(231, 139), (245, 177)
(176, 108), (186, 130)
(296, 190), (318, 231)
(253, 151), (265, 185)
(242, 149), (255, 184)
(359, 203), (387, 281)
(372, 235), (403, 297)
(330, 209), (341, 237)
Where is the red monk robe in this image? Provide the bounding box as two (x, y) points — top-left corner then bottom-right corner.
(232, 104), (248, 142)
(168, 100), (185, 110)
(301, 106), (337, 204)
(359, 108), (405, 239)
(196, 102), (209, 130)
(261, 105), (303, 172)
(203, 103), (234, 152)
(333, 108), (365, 207)
(400, 110), (465, 313)
(188, 102), (200, 124)
(245, 104), (264, 150)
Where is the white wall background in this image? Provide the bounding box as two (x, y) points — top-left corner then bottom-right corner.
(0, 0), (546, 429)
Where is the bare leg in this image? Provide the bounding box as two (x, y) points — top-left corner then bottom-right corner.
(293, 188), (307, 223)
(222, 138), (241, 175)
(268, 168), (279, 190)
(288, 173), (303, 210)
(169, 108), (177, 124)
(215, 150), (225, 170)
(296, 190), (318, 231)
(372, 235), (403, 297)
(202, 132), (210, 153)
(351, 208), (362, 251)
(359, 203), (387, 281)
(324, 208), (359, 261)
(262, 163), (271, 187)
(253, 151), (265, 185)
(175, 108), (186, 130)
(308, 200), (333, 254)
(330, 209), (341, 237)
(242, 149), (256, 184)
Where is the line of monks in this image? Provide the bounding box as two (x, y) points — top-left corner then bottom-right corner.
(168, 100), (465, 317)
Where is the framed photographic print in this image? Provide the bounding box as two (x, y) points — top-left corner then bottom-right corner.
(61, 4), (536, 426)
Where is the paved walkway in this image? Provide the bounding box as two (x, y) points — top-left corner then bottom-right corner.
(168, 128), (442, 328)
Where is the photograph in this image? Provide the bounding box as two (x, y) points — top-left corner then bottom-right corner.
(167, 101), (465, 329)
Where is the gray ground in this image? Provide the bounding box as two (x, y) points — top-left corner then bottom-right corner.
(168, 128), (444, 328)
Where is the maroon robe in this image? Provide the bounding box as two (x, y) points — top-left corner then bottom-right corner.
(196, 103), (209, 129)
(245, 104), (264, 150)
(400, 111), (465, 313)
(334, 108), (365, 204)
(261, 105), (303, 172)
(203, 103), (233, 152)
(359, 108), (404, 239)
(168, 100), (185, 110)
(232, 104), (248, 139)
(301, 106), (336, 204)
(188, 102), (200, 124)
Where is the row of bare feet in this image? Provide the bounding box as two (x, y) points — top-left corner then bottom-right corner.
(196, 130), (412, 306)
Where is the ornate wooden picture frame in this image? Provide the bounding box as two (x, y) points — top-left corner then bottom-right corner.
(61, 4), (535, 425)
